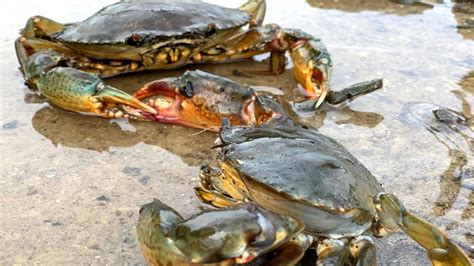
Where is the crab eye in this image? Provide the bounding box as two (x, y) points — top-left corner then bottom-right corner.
(205, 23), (217, 37)
(179, 81), (194, 98)
(126, 33), (142, 46)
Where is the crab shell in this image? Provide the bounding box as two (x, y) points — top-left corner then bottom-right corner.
(215, 124), (385, 238)
(52, 1), (250, 59)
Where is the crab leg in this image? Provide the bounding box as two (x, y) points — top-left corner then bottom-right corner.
(195, 165), (249, 208)
(200, 24), (333, 108)
(349, 236), (377, 266)
(16, 16), (79, 68)
(374, 193), (472, 266)
(316, 239), (351, 265)
(21, 50), (156, 118)
(262, 234), (314, 265)
(21, 15), (64, 39)
(238, 0), (266, 27)
(137, 199), (304, 265)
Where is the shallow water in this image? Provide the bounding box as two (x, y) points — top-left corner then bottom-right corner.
(0, 0), (473, 264)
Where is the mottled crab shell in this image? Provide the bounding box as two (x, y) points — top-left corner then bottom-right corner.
(53, 0), (250, 44)
(218, 125), (384, 237)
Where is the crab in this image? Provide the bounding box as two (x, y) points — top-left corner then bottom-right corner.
(137, 122), (472, 265)
(19, 47), (380, 130)
(16, 0), (337, 114)
(21, 48), (292, 129)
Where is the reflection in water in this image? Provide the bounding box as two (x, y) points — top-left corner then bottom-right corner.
(291, 103), (384, 129)
(455, 72), (474, 220)
(453, 1), (474, 40)
(333, 106), (384, 128)
(400, 71), (474, 221)
(306, 0), (433, 15)
(31, 107), (217, 166)
(400, 101), (473, 219)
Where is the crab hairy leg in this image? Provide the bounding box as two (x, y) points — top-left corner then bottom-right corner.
(23, 50), (156, 118)
(374, 193), (472, 266)
(138, 199), (304, 265)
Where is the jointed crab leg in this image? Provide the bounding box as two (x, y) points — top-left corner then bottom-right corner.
(374, 193), (472, 266)
(238, 0), (266, 27)
(195, 165), (248, 208)
(200, 24), (333, 108)
(316, 239), (351, 265)
(262, 234), (314, 265)
(349, 236), (377, 266)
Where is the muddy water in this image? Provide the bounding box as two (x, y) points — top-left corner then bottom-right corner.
(0, 0), (473, 264)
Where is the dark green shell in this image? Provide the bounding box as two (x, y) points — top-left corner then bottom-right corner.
(219, 126), (384, 211)
(54, 1), (249, 44)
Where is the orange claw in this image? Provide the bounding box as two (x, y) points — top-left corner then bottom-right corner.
(286, 34), (332, 108)
(133, 70), (288, 131)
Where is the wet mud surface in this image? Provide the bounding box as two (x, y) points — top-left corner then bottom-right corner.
(0, 0), (473, 264)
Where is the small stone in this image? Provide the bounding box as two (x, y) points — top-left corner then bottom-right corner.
(96, 195), (110, 202)
(138, 175), (150, 185)
(26, 186), (38, 196)
(43, 220), (62, 226)
(122, 166), (141, 177)
(115, 210), (122, 216)
(2, 120), (18, 130)
(89, 244), (101, 250)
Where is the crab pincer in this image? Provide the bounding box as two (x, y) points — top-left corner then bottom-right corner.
(19, 50), (156, 118)
(278, 28), (333, 108)
(133, 70), (289, 131)
(137, 199), (303, 265)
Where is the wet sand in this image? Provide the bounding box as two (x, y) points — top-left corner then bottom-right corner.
(0, 0), (473, 264)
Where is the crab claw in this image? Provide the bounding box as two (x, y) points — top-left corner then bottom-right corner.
(22, 50), (156, 118)
(137, 199), (304, 265)
(133, 70), (287, 131)
(283, 29), (333, 108)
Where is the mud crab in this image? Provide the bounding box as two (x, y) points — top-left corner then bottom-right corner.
(16, 0), (380, 121)
(19, 48), (380, 130)
(137, 122), (471, 265)
(21, 49), (291, 130)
